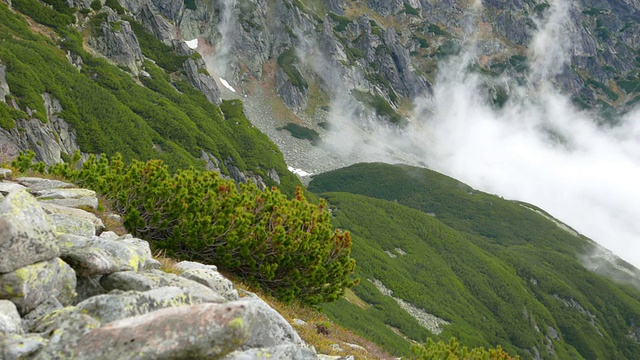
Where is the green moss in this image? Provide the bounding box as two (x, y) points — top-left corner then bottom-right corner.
(328, 12), (351, 32)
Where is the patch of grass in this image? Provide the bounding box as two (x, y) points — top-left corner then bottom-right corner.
(427, 24), (450, 37)
(329, 12), (351, 32)
(404, 3), (420, 16)
(278, 122), (321, 145)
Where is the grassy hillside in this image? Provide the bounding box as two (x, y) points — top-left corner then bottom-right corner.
(0, 2), (300, 195)
(310, 163), (640, 359)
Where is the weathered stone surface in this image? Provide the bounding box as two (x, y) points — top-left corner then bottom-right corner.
(61, 246), (126, 277)
(239, 293), (303, 349)
(75, 276), (107, 303)
(101, 270), (227, 303)
(0, 168), (12, 179)
(175, 260), (217, 272)
(41, 202), (104, 235)
(21, 297), (63, 333)
(0, 190), (59, 273)
(16, 177), (74, 191)
(0, 300), (22, 335)
(47, 211), (96, 237)
(179, 267), (239, 301)
(59, 232), (158, 274)
(0, 181), (27, 195)
(65, 301), (254, 360)
(223, 343), (318, 360)
(34, 307), (101, 359)
(35, 188), (98, 210)
(76, 287), (196, 325)
(0, 333), (47, 360)
(0, 258), (76, 315)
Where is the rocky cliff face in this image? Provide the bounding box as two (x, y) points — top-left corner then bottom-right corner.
(0, 171), (351, 360)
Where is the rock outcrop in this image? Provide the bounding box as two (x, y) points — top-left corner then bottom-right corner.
(0, 172), (347, 359)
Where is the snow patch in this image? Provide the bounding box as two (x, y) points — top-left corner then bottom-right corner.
(219, 78), (236, 93)
(288, 166), (311, 177)
(185, 39), (198, 49)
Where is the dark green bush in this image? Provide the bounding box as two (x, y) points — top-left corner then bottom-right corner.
(39, 153), (357, 304)
(90, 0), (102, 11)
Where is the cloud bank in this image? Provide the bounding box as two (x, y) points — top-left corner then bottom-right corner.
(407, 0), (640, 268)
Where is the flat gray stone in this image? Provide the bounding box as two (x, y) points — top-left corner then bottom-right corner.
(0, 182), (25, 195)
(33, 307), (100, 359)
(75, 276), (107, 304)
(41, 203), (104, 236)
(35, 188), (98, 210)
(180, 267), (238, 301)
(223, 344), (318, 360)
(0, 168), (12, 179)
(0, 168), (13, 180)
(0, 300), (22, 335)
(75, 287), (196, 325)
(176, 260), (217, 272)
(16, 177), (74, 191)
(59, 233), (157, 273)
(65, 301), (254, 360)
(0, 333), (47, 360)
(0, 190), (59, 273)
(101, 270), (226, 304)
(238, 293), (303, 349)
(60, 246), (127, 277)
(0, 258), (76, 315)
(21, 297), (63, 333)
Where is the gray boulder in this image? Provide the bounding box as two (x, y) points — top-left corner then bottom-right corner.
(75, 287), (197, 325)
(0, 300), (22, 335)
(41, 202), (105, 236)
(75, 276), (108, 303)
(64, 301), (255, 360)
(35, 188), (99, 210)
(223, 344), (318, 360)
(239, 293), (303, 349)
(175, 260), (217, 272)
(34, 307), (101, 359)
(0, 190), (59, 273)
(0, 258), (76, 315)
(179, 267), (239, 301)
(21, 297), (63, 333)
(0, 333), (48, 360)
(59, 232), (158, 274)
(0, 168), (11, 179)
(0, 182), (27, 195)
(61, 246), (126, 277)
(101, 270), (227, 303)
(16, 177), (74, 192)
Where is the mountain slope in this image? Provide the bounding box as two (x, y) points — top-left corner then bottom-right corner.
(309, 163), (640, 359)
(0, 1), (301, 194)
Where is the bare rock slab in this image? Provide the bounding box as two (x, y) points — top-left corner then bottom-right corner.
(35, 188), (98, 210)
(65, 301), (254, 360)
(101, 270), (226, 303)
(0, 190), (59, 273)
(222, 344), (318, 360)
(0, 258), (76, 315)
(16, 177), (74, 192)
(0, 300), (22, 335)
(75, 286), (196, 325)
(41, 202), (104, 237)
(1, 333), (48, 360)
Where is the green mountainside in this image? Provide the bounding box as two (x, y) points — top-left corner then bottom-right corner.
(0, 1), (300, 195)
(309, 163), (640, 359)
